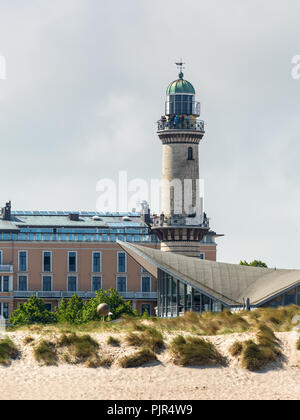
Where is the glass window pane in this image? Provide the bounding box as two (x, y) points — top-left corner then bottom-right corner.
(118, 253), (126, 273)
(92, 276), (102, 292)
(68, 276), (77, 292)
(141, 276), (151, 292)
(116, 276), (126, 292)
(93, 253), (101, 273)
(68, 252), (77, 272)
(43, 252), (51, 272)
(42, 276), (52, 292)
(18, 276), (28, 291)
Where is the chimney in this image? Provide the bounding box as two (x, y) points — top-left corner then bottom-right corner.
(69, 212), (79, 221)
(1, 201), (11, 221)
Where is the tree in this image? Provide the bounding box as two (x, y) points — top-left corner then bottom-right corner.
(9, 295), (57, 325)
(83, 288), (136, 322)
(55, 294), (85, 324)
(240, 260), (268, 268)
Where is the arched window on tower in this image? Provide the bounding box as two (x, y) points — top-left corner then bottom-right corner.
(187, 147), (193, 160)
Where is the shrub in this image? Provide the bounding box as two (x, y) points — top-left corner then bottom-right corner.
(107, 336), (120, 347)
(83, 288), (137, 321)
(34, 340), (58, 366)
(229, 341), (243, 357)
(169, 335), (224, 366)
(0, 337), (19, 365)
(119, 348), (157, 368)
(9, 296), (57, 325)
(55, 295), (85, 325)
(125, 327), (164, 352)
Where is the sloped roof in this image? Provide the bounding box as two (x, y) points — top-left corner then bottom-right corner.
(118, 241), (300, 306)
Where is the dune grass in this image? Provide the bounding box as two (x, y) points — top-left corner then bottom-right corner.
(169, 335), (224, 367)
(0, 337), (19, 366)
(119, 348), (157, 368)
(23, 336), (35, 345)
(296, 337), (300, 351)
(229, 325), (282, 371)
(57, 333), (99, 364)
(34, 340), (58, 366)
(106, 336), (120, 347)
(229, 341), (243, 357)
(125, 327), (164, 352)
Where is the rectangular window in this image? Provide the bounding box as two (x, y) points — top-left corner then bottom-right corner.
(44, 303), (52, 312)
(92, 276), (102, 292)
(68, 252), (77, 272)
(0, 251), (2, 265)
(116, 276), (127, 292)
(200, 253), (205, 260)
(141, 276), (151, 293)
(141, 303), (151, 316)
(42, 276), (52, 292)
(117, 252), (126, 273)
(43, 251), (52, 272)
(92, 252), (101, 273)
(67, 276), (77, 292)
(18, 251), (27, 271)
(18, 275), (28, 291)
(2, 303), (9, 320)
(3, 276), (9, 292)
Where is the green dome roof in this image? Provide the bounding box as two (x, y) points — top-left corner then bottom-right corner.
(166, 73), (195, 95)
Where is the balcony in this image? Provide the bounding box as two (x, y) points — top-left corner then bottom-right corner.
(0, 265), (13, 273)
(157, 118), (204, 132)
(13, 291), (158, 300)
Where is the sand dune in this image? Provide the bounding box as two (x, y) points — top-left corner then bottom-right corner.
(0, 331), (300, 400)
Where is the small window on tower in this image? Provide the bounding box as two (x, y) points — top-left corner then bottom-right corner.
(188, 147), (193, 160)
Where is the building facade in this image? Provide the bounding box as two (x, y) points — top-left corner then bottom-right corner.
(0, 203), (219, 320)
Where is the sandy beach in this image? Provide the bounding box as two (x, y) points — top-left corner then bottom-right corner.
(0, 330), (300, 400)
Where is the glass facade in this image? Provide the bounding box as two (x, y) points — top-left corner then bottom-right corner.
(157, 268), (224, 317)
(261, 287), (300, 308)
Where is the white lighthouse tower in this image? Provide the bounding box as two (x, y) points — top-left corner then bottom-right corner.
(152, 63), (209, 257)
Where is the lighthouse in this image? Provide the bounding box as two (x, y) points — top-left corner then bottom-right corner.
(152, 63), (210, 257)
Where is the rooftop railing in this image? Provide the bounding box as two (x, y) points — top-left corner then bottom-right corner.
(157, 118), (204, 132)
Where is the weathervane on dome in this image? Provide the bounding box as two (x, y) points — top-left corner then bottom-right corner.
(175, 59), (185, 79)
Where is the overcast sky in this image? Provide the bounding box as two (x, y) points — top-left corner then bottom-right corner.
(0, 0), (299, 268)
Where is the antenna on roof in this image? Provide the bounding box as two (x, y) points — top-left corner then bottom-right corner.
(175, 59), (185, 79)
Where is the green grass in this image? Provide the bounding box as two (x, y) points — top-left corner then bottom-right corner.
(106, 336), (120, 347)
(57, 333), (99, 364)
(125, 327), (164, 352)
(0, 337), (19, 366)
(169, 335), (224, 367)
(119, 348), (157, 368)
(34, 340), (58, 366)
